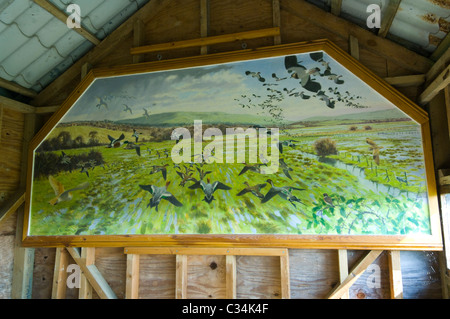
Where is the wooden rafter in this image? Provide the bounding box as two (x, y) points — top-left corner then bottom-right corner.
(0, 78), (37, 98)
(327, 250), (383, 299)
(0, 95), (59, 114)
(378, 0), (402, 38)
(33, 0), (100, 45)
(431, 32), (450, 62)
(388, 250), (403, 298)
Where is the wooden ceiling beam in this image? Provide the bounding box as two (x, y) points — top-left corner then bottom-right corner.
(430, 31), (450, 62)
(33, 0), (100, 45)
(378, 0), (402, 38)
(0, 78), (37, 98)
(276, 0), (433, 74)
(419, 64), (450, 105)
(0, 95), (59, 114)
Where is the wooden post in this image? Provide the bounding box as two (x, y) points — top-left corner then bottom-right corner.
(445, 86), (450, 141)
(133, 20), (145, 63)
(81, 62), (92, 80)
(11, 113), (37, 299)
(51, 248), (69, 299)
(79, 248), (95, 299)
(388, 250), (403, 299)
(272, 0), (281, 45)
(349, 35), (359, 60)
(338, 250), (349, 299)
(126, 254), (140, 299)
(176, 255), (187, 299)
(200, 0), (209, 55)
(279, 250), (290, 299)
(226, 255), (236, 299)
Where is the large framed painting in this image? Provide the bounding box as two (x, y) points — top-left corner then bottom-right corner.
(23, 40), (442, 249)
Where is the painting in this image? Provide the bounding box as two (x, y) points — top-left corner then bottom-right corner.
(23, 41), (441, 248)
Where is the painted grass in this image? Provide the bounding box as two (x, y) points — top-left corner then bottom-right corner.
(29, 120), (431, 236)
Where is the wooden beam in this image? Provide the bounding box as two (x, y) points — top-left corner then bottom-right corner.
(200, 0), (209, 55)
(384, 74), (426, 87)
(272, 0), (281, 45)
(226, 255), (236, 299)
(446, 86), (450, 141)
(426, 46), (450, 86)
(388, 250), (403, 299)
(130, 27), (281, 55)
(33, 0), (100, 45)
(419, 64), (450, 105)
(126, 254), (140, 299)
(133, 20), (146, 63)
(378, 0), (401, 38)
(280, 251), (290, 299)
(11, 113), (37, 299)
(330, 0), (342, 16)
(275, 0), (433, 73)
(338, 250), (349, 299)
(79, 248), (95, 299)
(327, 250), (383, 299)
(175, 255), (187, 299)
(80, 62), (92, 80)
(125, 247), (287, 256)
(0, 78), (37, 98)
(66, 247), (117, 299)
(430, 31), (450, 62)
(0, 95), (59, 114)
(0, 189), (25, 226)
(51, 248), (69, 299)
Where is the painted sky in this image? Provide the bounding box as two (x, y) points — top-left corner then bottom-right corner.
(59, 51), (408, 124)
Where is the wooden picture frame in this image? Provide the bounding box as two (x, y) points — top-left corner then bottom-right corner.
(22, 39), (442, 250)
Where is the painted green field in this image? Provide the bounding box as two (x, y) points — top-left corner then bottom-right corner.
(29, 119), (431, 236)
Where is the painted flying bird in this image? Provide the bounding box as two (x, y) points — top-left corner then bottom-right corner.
(123, 141), (141, 156)
(309, 52), (325, 64)
(150, 164), (169, 180)
(366, 138), (383, 165)
(328, 74), (344, 85)
(60, 151), (71, 164)
(189, 178), (232, 204)
(143, 108), (150, 119)
(323, 193), (335, 207)
(261, 179), (305, 208)
(139, 182), (183, 212)
(272, 73), (287, 81)
(176, 168), (197, 187)
(132, 129), (141, 142)
(164, 149), (169, 158)
(77, 161), (89, 177)
(277, 140), (298, 154)
(285, 55), (322, 93)
(236, 181), (267, 199)
(95, 96), (108, 109)
(123, 104), (132, 114)
(245, 70), (266, 82)
(298, 91), (311, 99)
(279, 158), (294, 180)
(48, 175), (89, 205)
(316, 91), (336, 109)
(107, 133), (126, 148)
(238, 163), (267, 176)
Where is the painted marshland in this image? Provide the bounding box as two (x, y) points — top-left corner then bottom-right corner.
(28, 51), (431, 236)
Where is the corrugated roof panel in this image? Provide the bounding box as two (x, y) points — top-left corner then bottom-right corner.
(52, 28), (86, 57)
(35, 17), (72, 48)
(95, 0), (140, 38)
(20, 47), (65, 84)
(0, 23), (29, 61)
(86, 0), (133, 33)
(15, 2), (53, 35)
(0, 0), (30, 24)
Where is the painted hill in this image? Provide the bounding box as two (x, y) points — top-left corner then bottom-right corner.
(115, 111), (289, 127)
(302, 109), (411, 122)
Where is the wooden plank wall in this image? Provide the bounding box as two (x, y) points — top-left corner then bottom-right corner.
(0, 0), (448, 299)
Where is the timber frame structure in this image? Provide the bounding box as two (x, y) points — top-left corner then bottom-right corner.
(0, 0), (449, 299)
